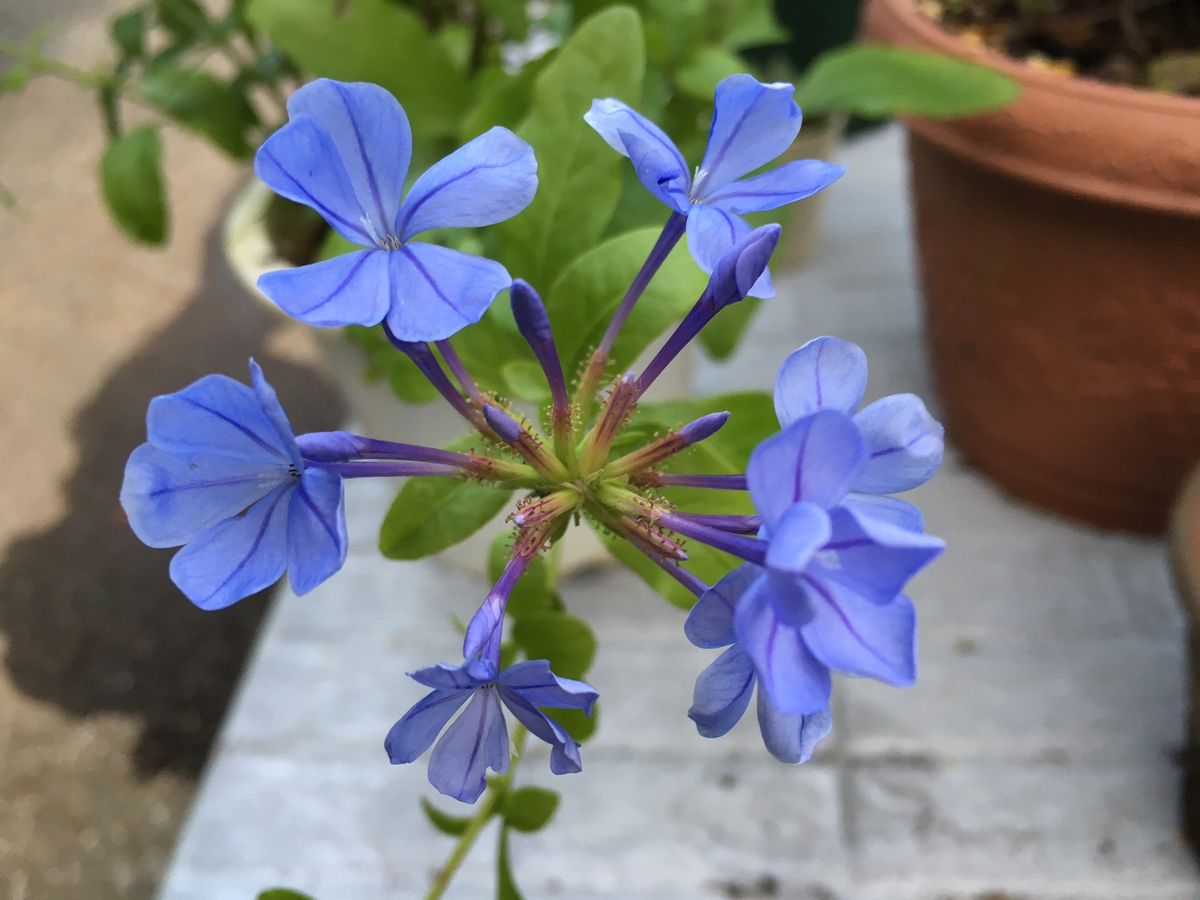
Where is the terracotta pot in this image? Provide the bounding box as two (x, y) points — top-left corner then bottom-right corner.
(862, 0), (1200, 533)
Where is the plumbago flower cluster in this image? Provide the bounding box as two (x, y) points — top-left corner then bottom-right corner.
(121, 74), (944, 889)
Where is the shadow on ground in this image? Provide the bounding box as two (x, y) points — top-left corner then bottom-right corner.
(0, 226), (345, 778)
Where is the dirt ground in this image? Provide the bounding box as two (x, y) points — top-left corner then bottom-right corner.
(0, 3), (344, 896)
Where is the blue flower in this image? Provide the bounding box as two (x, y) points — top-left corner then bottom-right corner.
(685, 566), (833, 764)
(774, 336), (945, 498)
(386, 658), (598, 803)
(255, 79), (537, 342)
(585, 74), (844, 298)
(120, 361), (347, 610)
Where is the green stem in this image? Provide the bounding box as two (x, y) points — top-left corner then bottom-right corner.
(425, 726), (528, 900)
(0, 37), (108, 89)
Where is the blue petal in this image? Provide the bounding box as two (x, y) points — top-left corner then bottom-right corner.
(688, 644), (756, 738)
(409, 660), (494, 691)
(384, 688), (472, 764)
(428, 690), (509, 803)
(853, 394), (946, 494)
(800, 580), (917, 686)
(286, 468), (347, 595)
(694, 75), (801, 197)
(841, 493), (925, 533)
(168, 484), (292, 610)
(685, 204), (774, 299)
(764, 502), (831, 577)
(706, 160), (845, 214)
(121, 444), (287, 549)
(498, 688), (583, 775)
(463, 592), (505, 664)
(497, 660), (598, 714)
(257, 249), (390, 328)
(734, 576), (831, 716)
(255, 116), (375, 246)
(773, 336), (868, 426)
(583, 98), (691, 212)
(248, 360), (302, 468)
(684, 563), (759, 649)
(396, 127), (537, 239)
(384, 242), (511, 342)
(756, 694), (832, 764)
(286, 79), (411, 243)
(147, 373), (294, 464)
(748, 410), (868, 527)
(814, 506), (944, 604)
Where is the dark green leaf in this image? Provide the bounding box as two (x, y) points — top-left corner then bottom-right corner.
(100, 125), (168, 244)
(487, 533), (561, 619)
(141, 67), (258, 158)
(546, 703), (598, 742)
(484, 0), (530, 40)
(111, 10), (147, 58)
(256, 890), (316, 900)
(697, 294), (757, 360)
(244, 0), (470, 137)
(491, 6), (646, 287)
(511, 612), (595, 680)
(501, 786), (559, 833)
(795, 45), (1021, 119)
(380, 436), (513, 560)
(420, 797), (473, 836)
(497, 826), (524, 900)
(156, 0), (210, 43)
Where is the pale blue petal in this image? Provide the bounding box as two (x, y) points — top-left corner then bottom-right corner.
(257, 249), (390, 328)
(286, 468), (347, 595)
(684, 563), (760, 649)
(287, 79), (411, 241)
(384, 243), (511, 342)
(748, 410), (868, 527)
(498, 660), (598, 714)
(384, 688), (472, 764)
(814, 506), (944, 604)
(410, 660), (493, 691)
(428, 690), (509, 803)
(121, 444), (286, 548)
(734, 576), (831, 716)
(248, 360), (302, 468)
(685, 204), (773, 299)
(706, 160), (845, 214)
(254, 117), (374, 246)
(463, 592), (505, 664)
(688, 644), (756, 738)
(853, 394), (946, 494)
(396, 127), (537, 239)
(800, 580), (917, 686)
(756, 695), (832, 764)
(583, 98), (690, 212)
(498, 688), (583, 775)
(147, 373), (294, 464)
(841, 493), (925, 533)
(168, 484), (291, 610)
(773, 336), (868, 426)
(764, 502), (831, 577)
(694, 75), (801, 197)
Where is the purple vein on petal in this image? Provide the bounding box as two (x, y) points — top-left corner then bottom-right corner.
(297, 252), (373, 316)
(177, 398), (287, 460)
(400, 247), (468, 318)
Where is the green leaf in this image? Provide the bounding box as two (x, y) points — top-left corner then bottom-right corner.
(256, 890), (315, 900)
(487, 532), (562, 619)
(512, 612), (596, 680)
(674, 45), (743, 101)
(484, 0), (530, 40)
(111, 10), (147, 58)
(420, 797), (473, 836)
(546, 227), (709, 378)
(697, 296), (757, 359)
(547, 703), (598, 742)
(141, 67), (258, 158)
(101, 125), (168, 245)
(491, 6), (646, 287)
(459, 58), (545, 142)
(497, 826), (524, 900)
(718, 0), (787, 49)
(380, 437), (513, 560)
(500, 360), (552, 405)
(795, 45), (1021, 119)
(244, 0), (470, 137)
(156, 0), (210, 44)
(501, 786), (559, 832)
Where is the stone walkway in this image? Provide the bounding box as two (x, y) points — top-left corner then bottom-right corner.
(158, 127), (1200, 899)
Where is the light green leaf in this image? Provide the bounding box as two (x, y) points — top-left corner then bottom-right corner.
(256, 890), (315, 900)
(718, 0), (787, 49)
(675, 45), (744, 100)
(141, 67), (258, 158)
(501, 786), (559, 832)
(380, 436), (513, 560)
(795, 45), (1021, 119)
(420, 797), (473, 836)
(244, 0), (470, 137)
(511, 612), (596, 680)
(101, 125), (168, 245)
(501, 360), (552, 405)
(491, 6), (646, 287)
